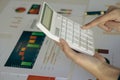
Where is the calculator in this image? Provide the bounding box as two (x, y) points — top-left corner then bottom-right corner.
(36, 2), (95, 55)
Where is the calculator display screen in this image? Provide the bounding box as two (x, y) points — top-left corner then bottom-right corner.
(41, 4), (53, 30)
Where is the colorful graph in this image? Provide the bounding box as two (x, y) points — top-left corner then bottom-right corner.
(5, 31), (46, 69)
(28, 4), (40, 14)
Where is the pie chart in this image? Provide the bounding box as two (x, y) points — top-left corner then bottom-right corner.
(15, 7), (26, 13)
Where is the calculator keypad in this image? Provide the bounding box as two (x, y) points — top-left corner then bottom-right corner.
(56, 14), (94, 55)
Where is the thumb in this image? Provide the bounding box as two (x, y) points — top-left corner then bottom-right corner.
(59, 39), (72, 53)
(59, 39), (79, 58)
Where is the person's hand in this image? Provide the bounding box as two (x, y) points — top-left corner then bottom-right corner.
(82, 6), (120, 32)
(58, 39), (106, 63)
(58, 39), (105, 74)
(57, 38), (120, 80)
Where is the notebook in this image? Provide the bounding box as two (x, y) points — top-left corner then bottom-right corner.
(36, 2), (95, 55)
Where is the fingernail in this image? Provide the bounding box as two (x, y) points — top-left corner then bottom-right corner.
(81, 26), (85, 29)
(81, 26), (87, 29)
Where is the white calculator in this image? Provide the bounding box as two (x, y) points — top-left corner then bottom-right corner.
(36, 2), (95, 55)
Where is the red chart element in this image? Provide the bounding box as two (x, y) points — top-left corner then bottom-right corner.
(27, 75), (55, 80)
(15, 7), (26, 13)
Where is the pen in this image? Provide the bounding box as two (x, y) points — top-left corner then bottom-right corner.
(85, 11), (106, 15)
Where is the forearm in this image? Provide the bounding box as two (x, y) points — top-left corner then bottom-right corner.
(69, 53), (120, 80)
(59, 39), (120, 80)
(68, 53), (104, 78)
(97, 63), (120, 80)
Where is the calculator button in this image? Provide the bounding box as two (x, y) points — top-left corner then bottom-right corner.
(60, 33), (65, 39)
(66, 37), (72, 43)
(55, 28), (60, 36)
(87, 29), (93, 35)
(81, 42), (87, 48)
(73, 40), (79, 46)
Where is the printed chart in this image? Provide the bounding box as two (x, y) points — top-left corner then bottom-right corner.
(5, 31), (46, 69)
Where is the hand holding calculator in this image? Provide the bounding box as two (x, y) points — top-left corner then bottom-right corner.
(36, 2), (95, 56)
